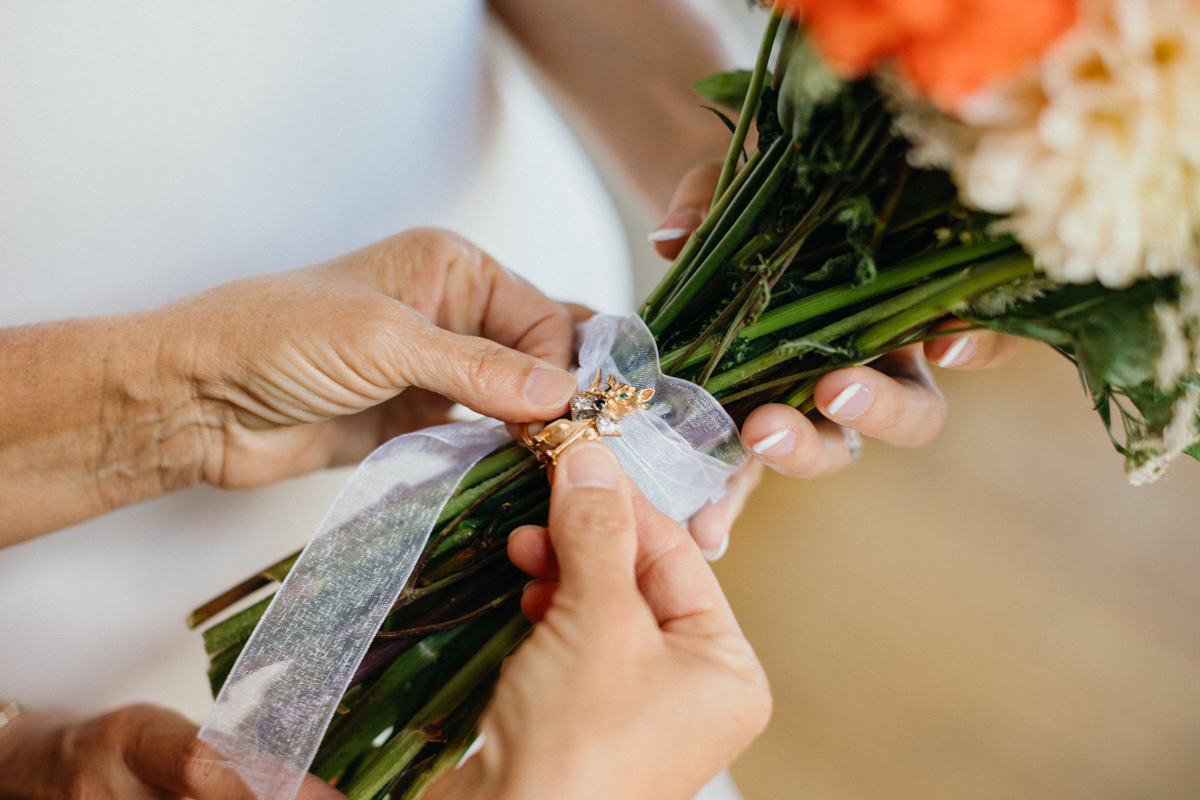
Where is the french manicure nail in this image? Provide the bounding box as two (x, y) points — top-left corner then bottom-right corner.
(648, 210), (703, 243)
(750, 427), (795, 458)
(564, 444), (619, 489)
(827, 382), (872, 419)
(524, 368), (577, 408)
(648, 227), (692, 243)
(937, 336), (974, 368)
(701, 533), (730, 562)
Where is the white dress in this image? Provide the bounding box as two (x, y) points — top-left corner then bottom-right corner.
(0, 4), (738, 798)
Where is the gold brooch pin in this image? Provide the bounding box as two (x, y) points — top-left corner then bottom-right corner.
(521, 370), (654, 466)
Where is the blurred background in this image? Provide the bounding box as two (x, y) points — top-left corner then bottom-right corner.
(5, 3), (1198, 797)
(614, 4), (1200, 799)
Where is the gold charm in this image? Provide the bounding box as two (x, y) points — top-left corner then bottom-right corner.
(521, 370), (654, 466)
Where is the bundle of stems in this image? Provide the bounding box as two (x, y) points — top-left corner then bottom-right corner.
(191, 9), (1193, 798)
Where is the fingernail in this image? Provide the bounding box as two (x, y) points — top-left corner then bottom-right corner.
(937, 335), (974, 368)
(563, 443), (619, 489)
(826, 382), (872, 419)
(524, 368), (577, 408)
(750, 427), (795, 458)
(648, 210), (703, 243)
(701, 533), (730, 562)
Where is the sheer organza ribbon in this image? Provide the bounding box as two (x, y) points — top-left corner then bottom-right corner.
(198, 314), (747, 800)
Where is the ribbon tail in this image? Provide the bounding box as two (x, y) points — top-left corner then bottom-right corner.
(197, 420), (511, 800)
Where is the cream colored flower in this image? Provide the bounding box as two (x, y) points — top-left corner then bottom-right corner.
(890, 0), (1200, 289)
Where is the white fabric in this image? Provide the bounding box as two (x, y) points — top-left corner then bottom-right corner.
(0, 7), (743, 799)
(574, 315), (747, 521)
(201, 422), (509, 800)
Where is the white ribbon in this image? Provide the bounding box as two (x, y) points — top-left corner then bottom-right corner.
(198, 314), (747, 799)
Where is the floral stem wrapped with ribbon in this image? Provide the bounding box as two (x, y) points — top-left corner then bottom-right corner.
(191, 2), (1200, 797)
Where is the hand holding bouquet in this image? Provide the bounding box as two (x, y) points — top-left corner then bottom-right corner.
(192, 1), (1200, 796)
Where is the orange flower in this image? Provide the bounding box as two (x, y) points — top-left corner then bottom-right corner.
(777, 0), (1077, 108)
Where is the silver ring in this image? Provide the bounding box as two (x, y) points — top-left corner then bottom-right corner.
(843, 428), (864, 462)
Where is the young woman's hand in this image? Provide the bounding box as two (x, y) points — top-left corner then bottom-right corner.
(653, 163), (1021, 556)
(427, 441), (771, 800)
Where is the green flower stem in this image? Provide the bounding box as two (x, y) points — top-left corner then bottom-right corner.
(650, 140), (795, 335)
(639, 148), (765, 320)
(648, 139), (786, 333)
(398, 675), (497, 800)
(688, 137), (787, 273)
(435, 445), (532, 525)
(311, 627), (465, 780)
(704, 268), (975, 394)
(343, 612), (531, 800)
(712, 7), (782, 207)
(777, 256), (1035, 411)
(663, 237), (1018, 370)
(853, 253), (1035, 353)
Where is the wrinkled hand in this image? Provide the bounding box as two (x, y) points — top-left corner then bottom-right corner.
(147, 228), (578, 490)
(651, 164), (1020, 555)
(426, 442), (771, 800)
(0, 704), (342, 800)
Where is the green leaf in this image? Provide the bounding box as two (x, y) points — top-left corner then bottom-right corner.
(835, 196), (876, 236)
(822, 240), (877, 287)
(693, 69), (765, 110)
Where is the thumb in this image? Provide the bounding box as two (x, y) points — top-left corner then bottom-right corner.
(547, 442), (639, 604)
(648, 162), (722, 260)
(391, 311), (578, 423)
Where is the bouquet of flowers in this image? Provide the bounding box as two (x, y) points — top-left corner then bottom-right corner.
(190, 1), (1200, 797)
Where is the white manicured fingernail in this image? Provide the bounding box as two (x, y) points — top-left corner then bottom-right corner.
(827, 382), (871, 418)
(701, 533), (730, 562)
(647, 227), (692, 243)
(937, 336), (973, 368)
(750, 428), (794, 457)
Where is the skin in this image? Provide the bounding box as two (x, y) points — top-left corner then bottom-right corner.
(425, 442), (771, 800)
(656, 164), (1020, 554)
(0, 229), (579, 547)
(0, 0), (1016, 795)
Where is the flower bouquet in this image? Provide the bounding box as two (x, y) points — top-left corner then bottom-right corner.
(190, 1), (1200, 797)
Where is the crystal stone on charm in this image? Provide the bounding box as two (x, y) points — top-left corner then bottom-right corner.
(594, 414), (621, 436)
(570, 393), (597, 418)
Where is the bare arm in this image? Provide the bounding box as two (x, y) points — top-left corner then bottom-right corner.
(490, 0), (737, 215)
(0, 230), (579, 547)
(0, 314), (199, 544)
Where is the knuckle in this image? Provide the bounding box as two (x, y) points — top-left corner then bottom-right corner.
(743, 680), (774, 738)
(65, 775), (102, 800)
(463, 339), (516, 392)
(412, 227), (485, 282)
(563, 497), (627, 537)
(905, 390), (947, 447)
(777, 426), (824, 477)
(92, 704), (145, 746)
(179, 737), (218, 790)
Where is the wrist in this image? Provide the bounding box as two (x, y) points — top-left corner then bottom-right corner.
(91, 309), (209, 512)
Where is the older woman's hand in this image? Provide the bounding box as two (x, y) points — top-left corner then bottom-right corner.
(426, 441), (771, 800)
(652, 164), (1021, 557)
(0, 705), (342, 800)
(1, 228), (578, 544)
(159, 229), (578, 489)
